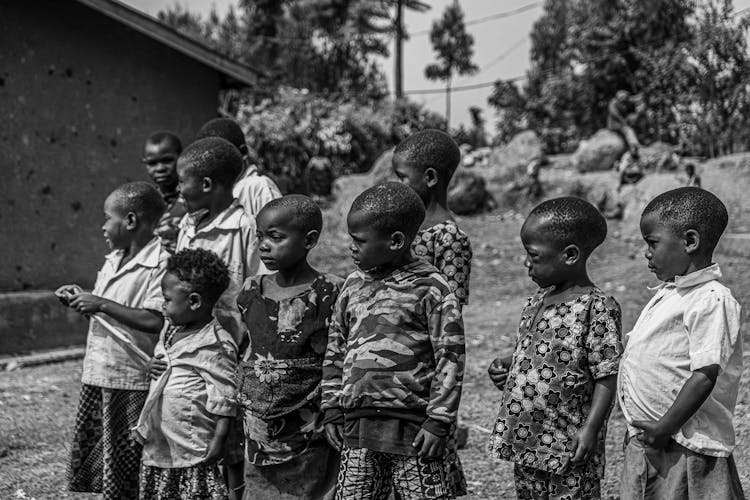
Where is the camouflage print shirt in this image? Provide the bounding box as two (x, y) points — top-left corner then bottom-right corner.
(321, 260), (465, 435)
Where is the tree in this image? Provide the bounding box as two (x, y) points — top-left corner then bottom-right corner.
(424, 0), (478, 127)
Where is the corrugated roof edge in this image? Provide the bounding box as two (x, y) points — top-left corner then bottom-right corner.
(74, 0), (265, 86)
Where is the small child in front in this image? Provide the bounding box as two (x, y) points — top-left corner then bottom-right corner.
(488, 197), (623, 500)
(392, 129), (472, 495)
(135, 248), (238, 500)
(237, 195), (342, 500)
(58, 181), (168, 499)
(322, 182), (466, 499)
(618, 187), (744, 500)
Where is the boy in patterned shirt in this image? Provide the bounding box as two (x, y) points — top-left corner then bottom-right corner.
(322, 182), (466, 499)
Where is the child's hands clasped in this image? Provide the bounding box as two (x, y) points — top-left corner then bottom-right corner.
(148, 354), (168, 380)
(324, 423), (344, 451)
(412, 428), (445, 459)
(68, 292), (108, 315)
(55, 284), (83, 307)
(487, 356), (511, 391)
(631, 419), (672, 449)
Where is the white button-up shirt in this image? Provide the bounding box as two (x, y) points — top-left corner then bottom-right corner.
(81, 237), (167, 391)
(177, 199), (263, 343)
(134, 319), (238, 467)
(618, 264), (743, 457)
(232, 164), (282, 218)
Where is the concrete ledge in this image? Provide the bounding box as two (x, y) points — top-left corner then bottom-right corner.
(0, 290), (87, 355)
(717, 233), (750, 259)
(1, 346), (85, 371)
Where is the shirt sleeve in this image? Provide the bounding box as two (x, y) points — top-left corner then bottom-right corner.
(423, 285), (466, 436)
(585, 294), (623, 379)
(685, 289), (741, 371)
(321, 284), (350, 424)
(241, 214), (261, 278)
(198, 339), (239, 417)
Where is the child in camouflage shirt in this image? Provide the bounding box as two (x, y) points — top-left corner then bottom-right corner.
(322, 182), (466, 499)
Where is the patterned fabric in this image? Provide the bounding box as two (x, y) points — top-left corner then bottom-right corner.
(513, 463), (601, 500)
(321, 260), (465, 434)
(237, 274), (343, 466)
(140, 463), (228, 500)
(412, 221), (472, 306)
(336, 445), (450, 500)
(489, 287), (622, 476)
(68, 384), (147, 499)
(154, 191), (186, 254)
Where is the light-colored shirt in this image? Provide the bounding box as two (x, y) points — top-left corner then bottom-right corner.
(176, 199), (262, 343)
(232, 164), (282, 218)
(618, 264), (743, 457)
(134, 319), (238, 468)
(81, 237), (167, 391)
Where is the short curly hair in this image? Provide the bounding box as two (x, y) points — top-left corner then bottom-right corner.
(178, 137), (242, 187)
(109, 181), (166, 227)
(166, 249), (230, 305)
(195, 118), (246, 152)
(259, 195), (323, 233)
(393, 129), (461, 183)
(349, 182), (425, 238)
(642, 187), (728, 254)
(526, 196), (607, 256)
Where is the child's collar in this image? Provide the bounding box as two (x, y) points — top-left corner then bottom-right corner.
(651, 263), (721, 290)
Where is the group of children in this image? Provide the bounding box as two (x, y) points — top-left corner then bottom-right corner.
(55, 120), (743, 500)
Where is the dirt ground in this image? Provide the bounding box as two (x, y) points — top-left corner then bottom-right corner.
(2, 212), (750, 499)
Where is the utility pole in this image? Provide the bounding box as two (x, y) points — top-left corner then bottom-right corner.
(394, 0), (404, 99)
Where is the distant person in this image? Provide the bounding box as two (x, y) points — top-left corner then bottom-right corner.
(684, 162), (701, 187)
(306, 156), (334, 200)
(618, 148), (644, 189)
(135, 249), (237, 500)
(618, 188), (744, 500)
(56, 182), (168, 499)
(237, 196), (342, 499)
(142, 131), (187, 253)
(488, 197), (623, 499)
(195, 118), (282, 217)
(608, 90), (640, 152)
(322, 183), (466, 499)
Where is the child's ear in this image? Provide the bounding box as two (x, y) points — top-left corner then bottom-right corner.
(562, 244), (581, 266)
(390, 231), (406, 251)
(125, 212), (138, 231)
(684, 229), (700, 254)
(304, 229), (320, 250)
(201, 177), (213, 192)
(188, 292), (203, 311)
(424, 167), (439, 188)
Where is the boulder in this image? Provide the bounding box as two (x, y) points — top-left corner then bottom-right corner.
(448, 167), (493, 215)
(572, 129), (626, 173)
(639, 141), (676, 171)
(368, 147), (395, 184)
(486, 130), (544, 182)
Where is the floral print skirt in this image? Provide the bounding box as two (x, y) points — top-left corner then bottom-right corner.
(140, 463), (228, 500)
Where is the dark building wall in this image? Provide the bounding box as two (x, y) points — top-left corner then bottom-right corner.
(0, 0), (221, 291)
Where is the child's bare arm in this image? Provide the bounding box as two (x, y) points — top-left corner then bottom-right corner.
(69, 292), (163, 333)
(567, 374), (617, 467)
(632, 365), (719, 448)
(203, 416), (230, 464)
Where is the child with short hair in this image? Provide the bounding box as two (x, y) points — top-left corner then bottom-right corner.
(487, 197), (623, 499)
(236, 195), (342, 500)
(618, 187), (744, 500)
(392, 128), (472, 495)
(196, 117), (282, 217)
(142, 131), (186, 253)
(57, 181), (168, 499)
(322, 182), (466, 499)
(134, 248), (237, 500)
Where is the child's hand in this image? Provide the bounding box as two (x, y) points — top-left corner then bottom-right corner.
(412, 428), (445, 459)
(631, 419), (672, 449)
(55, 284), (82, 307)
(487, 356), (511, 391)
(324, 423), (344, 451)
(69, 293), (107, 315)
(203, 417), (230, 465)
(148, 354), (168, 380)
(563, 423), (598, 468)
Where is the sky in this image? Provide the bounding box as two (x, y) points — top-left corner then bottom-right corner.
(123, 0), (750, 131)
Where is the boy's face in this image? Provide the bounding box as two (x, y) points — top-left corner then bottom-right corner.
(161, 272), (200, 326)
(102, 193), (132, 250)
(143, 141), (179, 190)
(640, 212), (692, 282)
(520, 216), (567, 288)
(392, 154), (431, 203)
(347, 209), (400, 272)
(256, 206), (316, 271)
(176, 161), (210, 213)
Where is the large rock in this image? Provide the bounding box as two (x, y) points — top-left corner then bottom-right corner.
(639, 141), (676, 171)
(486, 130), (544, 182)
(448, 168), (493, 215)
(368, 147), (396, 184)
(572, 129), (626, 173)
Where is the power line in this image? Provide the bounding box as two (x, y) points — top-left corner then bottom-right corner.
(410, 2), (542, 37)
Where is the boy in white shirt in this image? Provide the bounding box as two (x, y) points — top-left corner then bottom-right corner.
(618, 187), (744, 500)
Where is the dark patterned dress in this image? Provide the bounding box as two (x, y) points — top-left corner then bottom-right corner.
(489, 287), (623, 499)
(237, 273), (343, 500)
